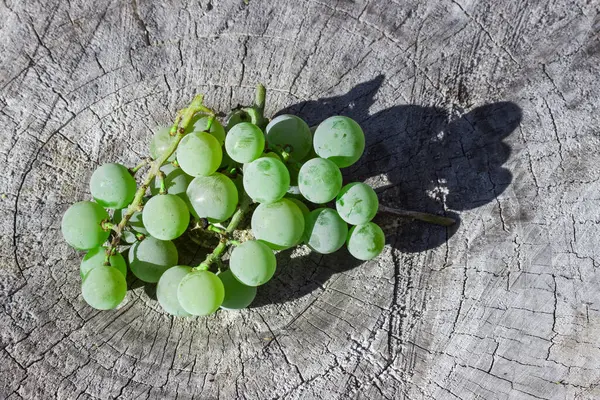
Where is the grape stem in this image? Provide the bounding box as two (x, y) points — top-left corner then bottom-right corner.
(378, 205), (456, 226)
(129, 158), (152, 174)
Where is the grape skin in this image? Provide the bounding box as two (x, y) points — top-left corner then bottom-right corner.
(225, 122), (265, 163)
(80, 247), (127, 279)
(303, 208), (348, 254)
(61, 201), (110, 250)
(90, 163), (137, 209)
(177, 131), (222, 177)
(313, 116), (365, 168)
(187, 173), (239, 222)
(150, 126), (176, 162)
(229, 240), (276, 286)
(265, 114), (312, 161)
(128, 236), (179, 283)
(186, 116), (226, 145)
(81, 265), (127, 310)
(298, 158), (343, 204)
(178, 270), (224, 316)
(157, 265), (192, 316)
(346, 222), (385, 261)
(142, 194), (190, 240)
(218, 269), (257, 309)
(251, 199), (305, 250)
(335, 182), (379, 225)
(243, 157), (290, 204)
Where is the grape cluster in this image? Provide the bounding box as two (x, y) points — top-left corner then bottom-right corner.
(61, 88), (385, 316)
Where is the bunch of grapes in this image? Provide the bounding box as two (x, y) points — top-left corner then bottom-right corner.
(61, 86), (387, 317)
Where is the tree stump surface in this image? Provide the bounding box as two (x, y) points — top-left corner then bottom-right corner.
(2, 1), (599, 399)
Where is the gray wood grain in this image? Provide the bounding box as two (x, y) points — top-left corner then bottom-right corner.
(1, 0), (599, 398)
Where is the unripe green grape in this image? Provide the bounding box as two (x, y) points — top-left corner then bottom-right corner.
(142, 194), (190, 240)
(298, 158), (342, 204)
(230, 240), (276, 286)
(186, 173), (238, 223)
(114, 206), (147, 244)
(81, 265), (127, 310)
(90, 163), (137, 209)
(187, 116), (226, 145)
(335, 182), (379, 225)
(80, 247), (127, 279)
(287, 197), (310, 216)
(218, 269), (257, 309)
(128, 236), (178, 282)
(243, 157), (290, 204)
(150, 126), (176, 162)
(178, 269), (224, 316)
(265, 114), (312, 161)
(251, 199), (305, 250)
(226, 109), (252, 131)
(61, 201), (110, 250)
(347, 222), (385, 261)
(177, 131), (222, 177)
(313, 116), (365, 168)
(225, 122), (265, 163)
(150, 163), (193, 198)
(303, 208), (348, 254)
(242, 151), (280, 173)
(157, 265), (192, 316)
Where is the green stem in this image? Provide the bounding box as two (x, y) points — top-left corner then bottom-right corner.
(157, 170), (167, 194)
(378, 205), (456, 226)
(130, 158), (151, 174)
(207, 224), (226, 234)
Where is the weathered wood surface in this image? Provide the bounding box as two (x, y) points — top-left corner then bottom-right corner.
(1, 0), (600, 399)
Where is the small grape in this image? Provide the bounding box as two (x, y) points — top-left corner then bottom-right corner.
(229, 240), (276, 286)
(346, 222), (385, 260)
(129, 236), (178, 282)
(150, 126), (176, 162)
(225, 122), (265, 163)
(114, 206), (147, 244)
(81, 265), (127, 310)
(187, 173), (238, 222)
(218, 269), (257, 309)
(335, 182), (379, 225)
(303, 208), (348, 254)
(157, 265), (192, 316)
(61, 201), (110, 250)
(251, 198), (305, 250)
(177, 131), (222, 177)
(265, 114), (312, 161)
(178, 269), (224, 316)
(226, 109), (252, 131)
(313, 116), (365, 168)
(298, 158), (342, 204)
(90, 163), (137, 209)
(187, 116), (226, 145)
(287, 197), (310, 216)
(142, 194), (190, 240)
(150, 163), (193, 199)
(80, 247), (127, 279)
(243, 157), (290, 204)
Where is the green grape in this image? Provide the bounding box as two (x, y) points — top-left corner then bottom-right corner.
(150, 163), (193, 198)
(81, 265), (127, 310)
(142, 194), (190, 240)
(243, 157), (290, 204)
(303, 208), (348, 254)
(313, 116), (365, 168)
(114, 206), (147, 244)
(218, 269), (257, 309)
(150, 126), (176, 162)
(346, 222), (385, 261)
(128, 236), (178, 282)
(225, 122), (265, 163)
(80, 247), (127, 279)
(242, 151), (280, 173)
(251, 199), (305, 250)
(89, 163), (137, 209)
(177, 131), (222, 177)
(187, 173), (238, 222)
(287, 197), (310, 216)
(226, 109), (252, 131)
(230, 240), (276, 286)
(186, 116), (226, 145)
(61, 201), (110, 250)
(157, 265), (192, 316)
(178, 270), (224, 316)
(298, 158), (343, 204)
(336, 182), (379, 225)
(265, 114), (312, 161)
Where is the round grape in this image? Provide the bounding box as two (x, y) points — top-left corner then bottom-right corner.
(157, 265), (192, 316)
(150, 126), (176, 162)
(288, 197), (310, 216)
(61, 201), (110, 250)
(128, 236), (178, 282)
(347, 222), (385, 261)
(177, 131), (222, 177)
(225, 122), (265, 163)
(335, 182), (379, 225)
(90, 163), (137, 209)
(243, 157), (290, 204)
(80, 247), (127, 280)
(178, 270), (224, 316)
(81, 265), (127, 310)
(218, 269), (257, 309)
(265, 114), (312, 161)
(142, 194), (190, 241)
(251, 198), (305, 250)
(313, 116), (365, 168)
(150, 163), (193, 198)
(303, 208), (348, 254)
(298, 158), (342, 204)
(230, 240), (276, 286)
(187, 173), (238, 222)
(187, 116), (226, 145)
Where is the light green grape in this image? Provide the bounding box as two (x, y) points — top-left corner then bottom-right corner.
(218, 269), (257, 309)
(186, 116), (226, 145)
(225, 122), (265, 163)
(128, 236), (178, 282)
(150, 126), (176, 162)
(298, 158), (343, 204)
(157, 265), (192, 316)
(226, 109), (252, 131)
(288, 197), (310, 216)
(303, 208), (348, 254)
(80, 247), (127, 279)
(230, 240), (276, 286)
(251, 199), (305, 250)
(142, 194), (190, 240)
(265, 114), (312, 161)
(335, 182), (379, 225)
(313, 116), (365, 168)
(177, 131), (222, 177)
(187, 173), (238, 222)
(61, 201), (110, 250)
(114, 206), (147, 244)
(242, 152), (280, 173)
(346, 222), (385, 261)
(90, 163), (137, 209)
(150, 163), (193, 198)
(178, 270), (224, 316)
(243, 157), (290, 204)
(81, 265), (127, 310)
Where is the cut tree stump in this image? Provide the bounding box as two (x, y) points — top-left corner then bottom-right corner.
(2, 0), (599, 399)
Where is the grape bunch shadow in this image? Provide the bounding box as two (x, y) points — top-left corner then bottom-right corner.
(252, 74), (522, 307)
